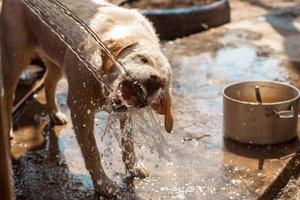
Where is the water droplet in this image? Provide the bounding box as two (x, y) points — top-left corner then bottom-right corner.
(97, 180), (103, 185)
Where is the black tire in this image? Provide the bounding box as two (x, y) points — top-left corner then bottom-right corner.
(141, 0), (231, 40)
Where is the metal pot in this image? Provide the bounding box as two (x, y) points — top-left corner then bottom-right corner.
(223, 81), (300, 145)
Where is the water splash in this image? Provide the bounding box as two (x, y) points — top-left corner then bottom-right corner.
(96, 108), (169, 159)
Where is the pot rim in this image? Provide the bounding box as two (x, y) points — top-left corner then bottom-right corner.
(223, 80), (300, 105)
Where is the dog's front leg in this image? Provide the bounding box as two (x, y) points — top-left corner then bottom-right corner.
(120, 116), (149, 181)
(68, 100), (120, 197)
(43, 59), (67, 125)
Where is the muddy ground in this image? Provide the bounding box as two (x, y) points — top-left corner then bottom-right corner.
(7, 0), (300, 199)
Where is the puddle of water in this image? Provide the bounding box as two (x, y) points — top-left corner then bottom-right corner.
(173, 46), (288, 95)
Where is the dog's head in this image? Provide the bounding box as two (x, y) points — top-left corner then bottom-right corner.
(101, 38), (173, 133)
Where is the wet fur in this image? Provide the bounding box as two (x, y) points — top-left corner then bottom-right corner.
(0, 0), (173, 197)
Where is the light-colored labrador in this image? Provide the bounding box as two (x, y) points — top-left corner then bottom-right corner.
(1, 0), (173, 197)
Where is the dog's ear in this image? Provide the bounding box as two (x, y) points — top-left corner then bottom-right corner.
(152, 89), (174, 133)
(101, 38), (137, 74)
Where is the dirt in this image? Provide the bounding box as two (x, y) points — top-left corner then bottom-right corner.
(122, 0), (217, 10)
(276, 177), (300, 200)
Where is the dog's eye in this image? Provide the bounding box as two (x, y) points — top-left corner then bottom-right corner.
(140, 56), (149, 64)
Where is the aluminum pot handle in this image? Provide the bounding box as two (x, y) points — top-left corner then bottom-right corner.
(274, 107), (294, 119)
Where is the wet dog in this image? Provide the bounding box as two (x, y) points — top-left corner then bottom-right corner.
(1, 0), (173, 197)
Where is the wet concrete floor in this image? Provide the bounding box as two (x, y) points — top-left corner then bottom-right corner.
(11, 1), (300, 199)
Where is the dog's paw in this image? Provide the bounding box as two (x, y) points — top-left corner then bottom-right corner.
(131, 162), (149, 179)
(121, 162), (149, 187)
(49, 112), (67, 125)
(95, 179), (121, 197)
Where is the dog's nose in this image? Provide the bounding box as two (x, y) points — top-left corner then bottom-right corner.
(149, 75), (166, 88)
(143, 74), (166, 97)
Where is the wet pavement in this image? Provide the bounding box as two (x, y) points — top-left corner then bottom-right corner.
(11, 0), (300, 199)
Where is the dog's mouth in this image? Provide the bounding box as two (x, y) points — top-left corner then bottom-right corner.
(110, 79), (149, 112)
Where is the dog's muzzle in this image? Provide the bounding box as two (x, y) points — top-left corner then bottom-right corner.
(111, 74), (166, 112)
